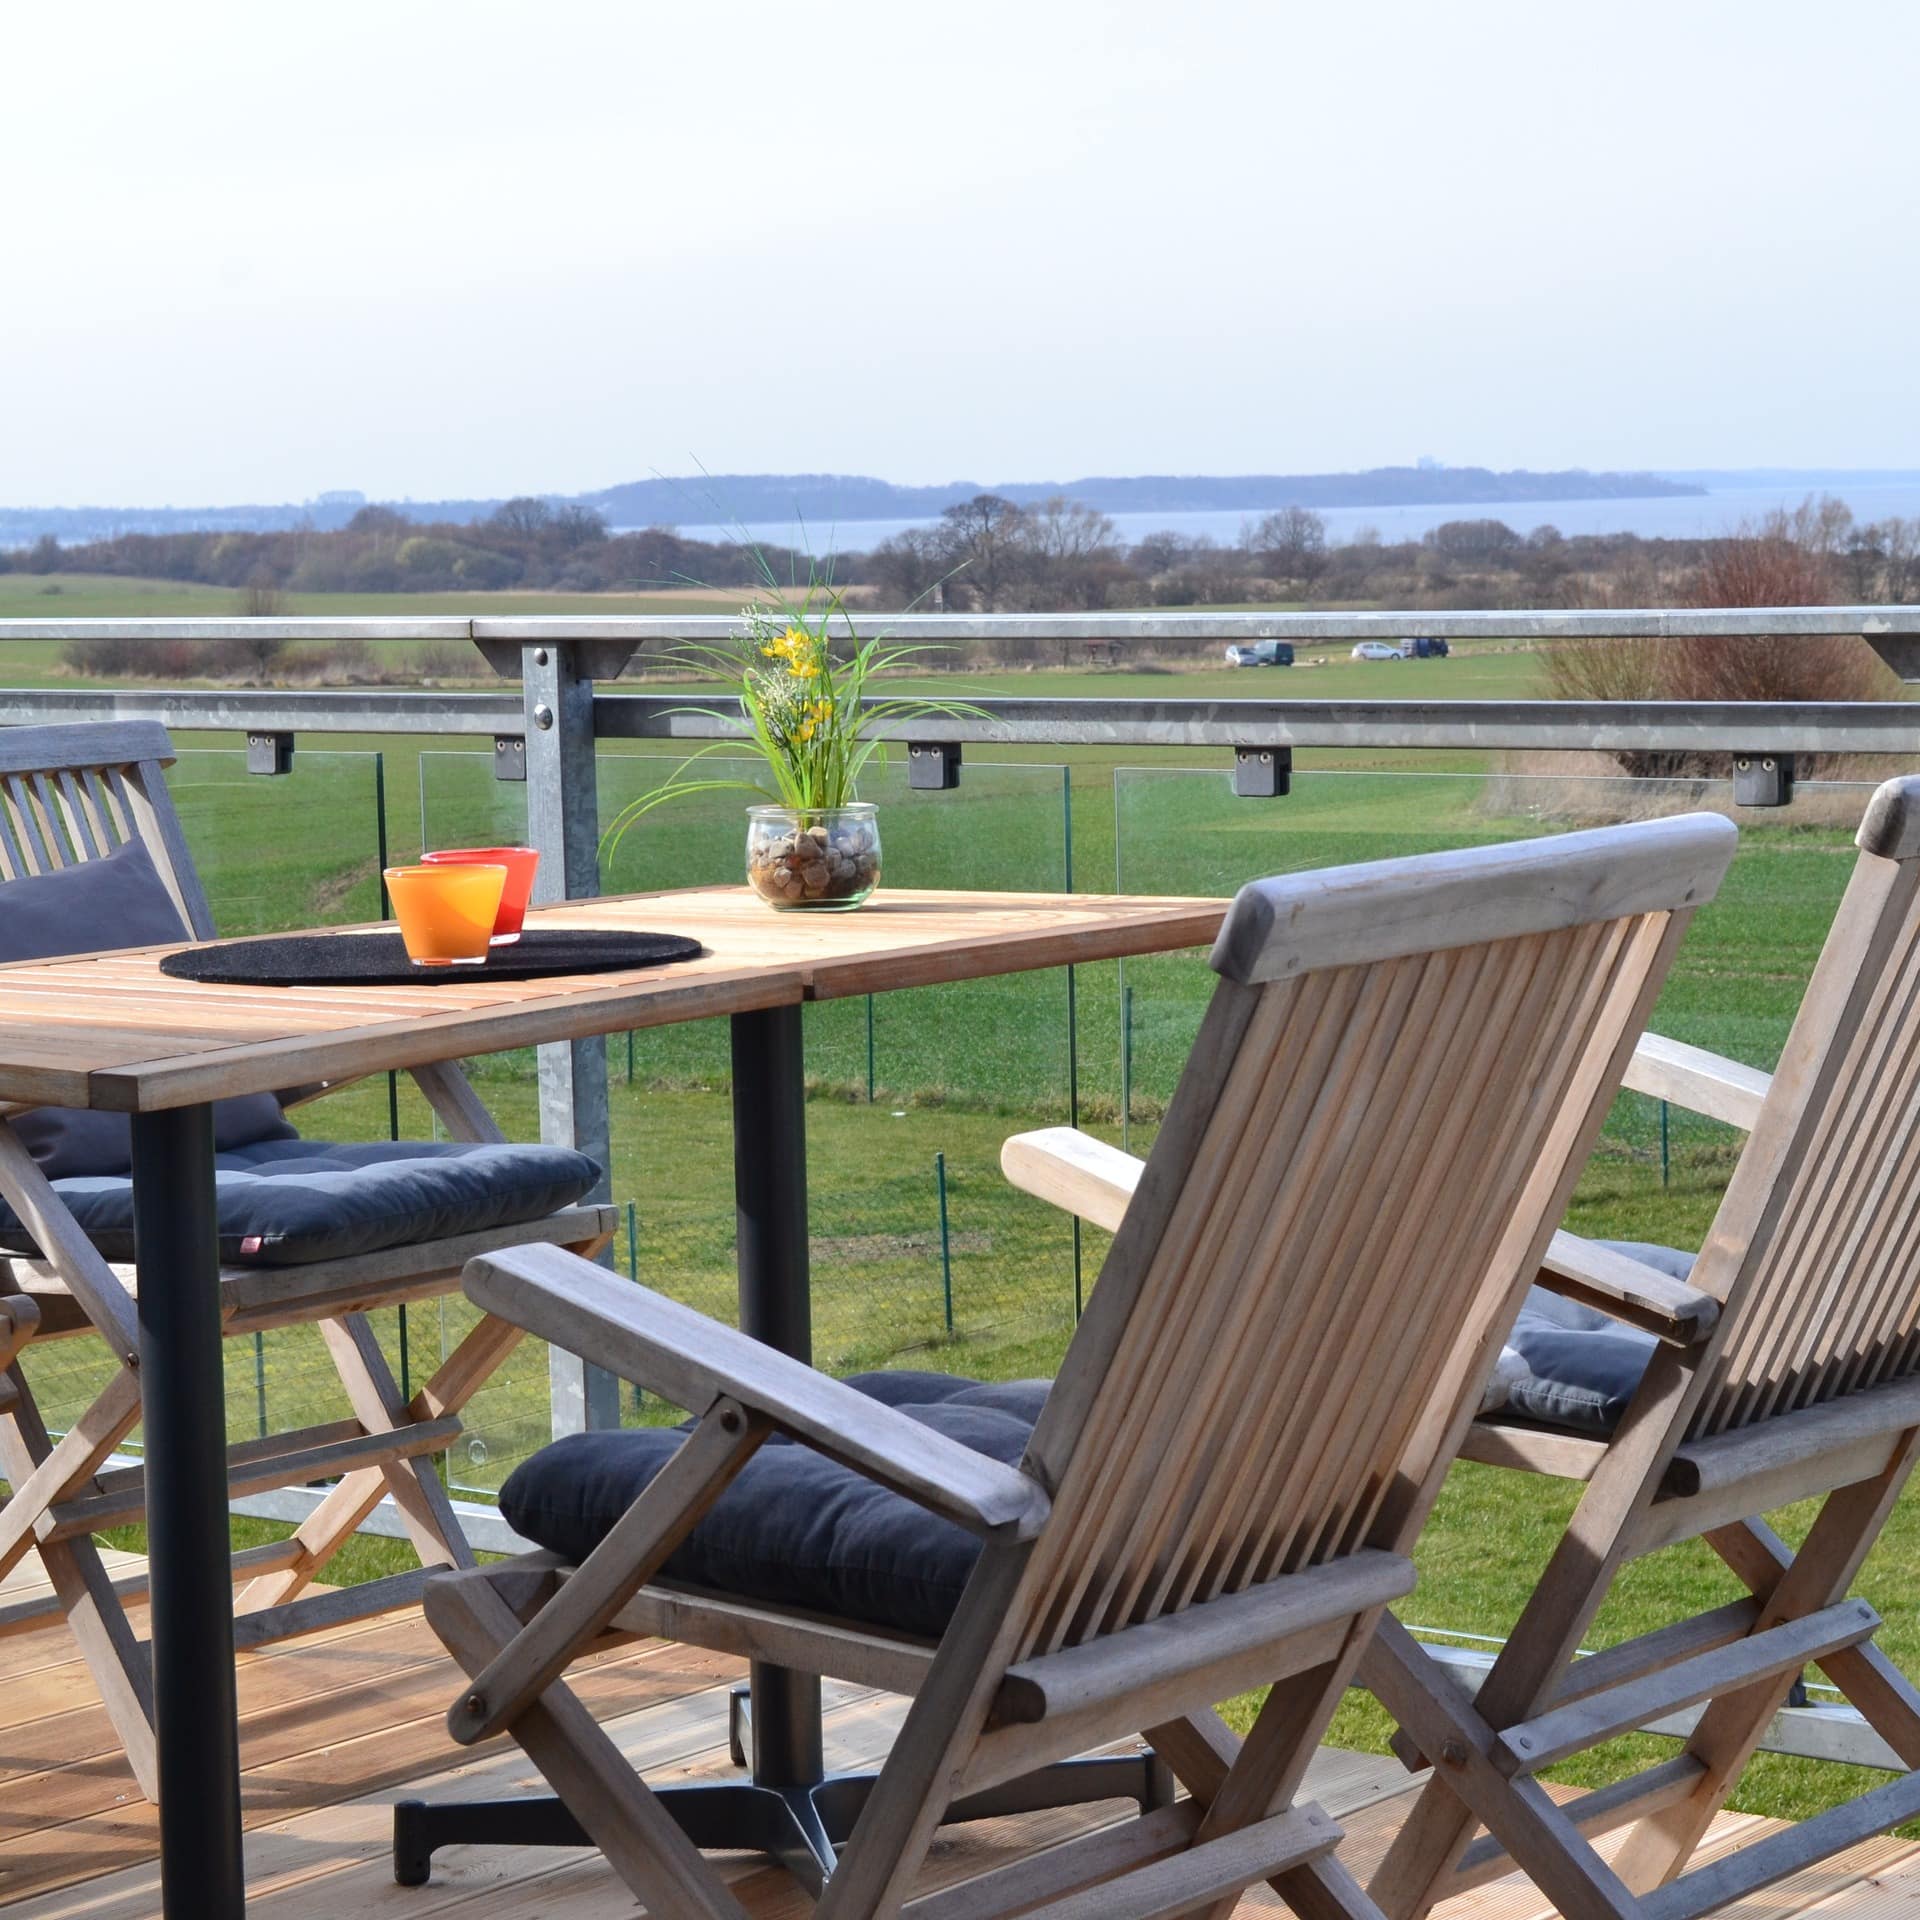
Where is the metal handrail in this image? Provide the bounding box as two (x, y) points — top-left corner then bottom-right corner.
(0, 686), (1915, 756)
(4, 606), (1919, 642)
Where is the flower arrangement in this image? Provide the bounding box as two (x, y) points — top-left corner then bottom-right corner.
(601, 573), (980, 908)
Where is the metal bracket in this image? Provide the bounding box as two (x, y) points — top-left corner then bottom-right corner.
(1733, 752), (1795, 808)
(474, 637), (642, 682)
(1233, 745), (1292, 798)
(908, 742), (962, 791)
(493, 735), (527, 782)
(245, 731), (294, 776)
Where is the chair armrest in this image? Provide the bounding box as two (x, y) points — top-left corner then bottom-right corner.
(1538, 1230), (1720, 1346)
(1001, 1127), (1142, 1232)
(1621, 1033), (1770, 1133)
(463, 1245), (1051, 1540)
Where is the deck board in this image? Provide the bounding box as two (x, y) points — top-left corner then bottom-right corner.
(4, 1559), (1917, 1920)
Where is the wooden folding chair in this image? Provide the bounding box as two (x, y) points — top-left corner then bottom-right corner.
(416, 809), (1733, 1918)
(0, 722), (615, 1799)
(1363, 774), (1920, 1920)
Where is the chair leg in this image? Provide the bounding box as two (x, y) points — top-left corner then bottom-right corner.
(1710, 1519), (1920, 1766)
(240, 1313), (516, 1614)
(814, 1547), (1035, 1920)
(0, 1363), (142, 1582)
(1612, 1445), (1920, 1892)
(1354, 1613), (1491, 1920)
(1183, 1620), (1382, 1920)
(425, 1568), (749, 1920)
(40, 1531), (160, 1799)
(0, 1364), (158, 1799)
(1361, 1380), (1683, 1920)
(1365, 1616), (1644, 1920)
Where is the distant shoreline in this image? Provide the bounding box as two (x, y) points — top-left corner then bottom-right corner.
(1, 464), (1701, 548)
(11, 465), (1920, 554)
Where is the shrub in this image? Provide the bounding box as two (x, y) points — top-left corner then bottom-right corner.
(59, 636), (143, 676)
(1546, 502), (1897, 779)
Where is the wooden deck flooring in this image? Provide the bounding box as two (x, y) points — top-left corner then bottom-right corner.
(5, 1556), (1919, 1920)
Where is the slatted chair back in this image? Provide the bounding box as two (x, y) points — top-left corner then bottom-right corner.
(1014, 814), (1737, 1661)
(0, 721), (213, 938)
(1686, 780), (1920, 1438)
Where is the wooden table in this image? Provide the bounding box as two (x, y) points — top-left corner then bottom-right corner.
(0, 886), (1227, 1916)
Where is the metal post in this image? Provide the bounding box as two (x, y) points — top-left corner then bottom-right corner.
(730, 1004), (824, 1787)
(1121, 983), (1134, 1156)
(1062, 766), (1083, 1317)
(130, 1104), (245, 1918)
(935, 1151), (953, 1335)
(1661, 1098), (1671, 1190)
(522, 640), (621, 1435)
(377, 751), (401, 1142)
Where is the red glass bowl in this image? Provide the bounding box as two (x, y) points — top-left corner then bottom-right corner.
(420, 845), (539, 943)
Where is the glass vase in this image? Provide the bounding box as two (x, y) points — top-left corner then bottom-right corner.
(745, 803), (881, 910)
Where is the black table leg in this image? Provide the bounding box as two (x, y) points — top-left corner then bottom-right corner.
(728, 1006), (832, 1831)
(131, 1104), (245, 1918)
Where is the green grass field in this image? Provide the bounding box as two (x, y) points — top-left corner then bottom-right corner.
(7, 581), (1908, 1822)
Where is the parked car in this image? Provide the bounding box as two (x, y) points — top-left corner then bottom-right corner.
(1398, 636), (1451, 658)
(1351, 641), (1400, 661)
(1225, 640), (1295, 667)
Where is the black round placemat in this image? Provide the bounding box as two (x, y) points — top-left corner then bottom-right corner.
(160, 928), (705, 988)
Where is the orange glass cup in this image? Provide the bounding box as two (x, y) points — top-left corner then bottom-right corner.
(383, 863), (507, 967)
(421, 846), (539, 944)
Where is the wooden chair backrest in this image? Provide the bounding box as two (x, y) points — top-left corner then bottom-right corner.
(0, 721), (212, 939)
(1689, 777), (1920, 1437)
(1013, 814), (1737, 1660)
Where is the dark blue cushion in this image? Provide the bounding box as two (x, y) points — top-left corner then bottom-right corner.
(1499, 1241), (1688, 1433)
(0, 837), (296, 1177)
(0, 1137), (600, 1268)
(500, 1371), (1049, 1637)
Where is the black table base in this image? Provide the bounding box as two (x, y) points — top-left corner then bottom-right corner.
(394, 1702), (1175, 1895)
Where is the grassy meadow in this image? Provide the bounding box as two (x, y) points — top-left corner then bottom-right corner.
(6, 578), (1910, 1821)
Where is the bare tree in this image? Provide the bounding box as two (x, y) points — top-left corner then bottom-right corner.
(346, 505), (409, 534)
(1130, 529), (1206, 573)
(490, 497), (557, 539)
(1244, 505), (1329, 584)
(223, 569), (289, 680)
(552, 504), (608, 549)
(868, 528), (949, 608)
(1883, 518), (1920, 604)
(937, 493), (1027, 610)
(238, 569), (286, 619)
(1845, 524), (1888, 600)
(1021, 496), (1122, 618)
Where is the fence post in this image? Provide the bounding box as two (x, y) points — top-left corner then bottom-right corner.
(1660, 1098), (1671, 1189)
(1121, 983), (1134, 1155)
(1062, 766), (1084, 1317)
(935, 1151), (953, 1335)
(522, 638), (622, 1435)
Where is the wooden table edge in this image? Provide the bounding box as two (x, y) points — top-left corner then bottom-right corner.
(82, 967), (809, 1112)
(9, 888), (1232, 1113)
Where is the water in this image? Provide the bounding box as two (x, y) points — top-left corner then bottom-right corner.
(634, 480), (1920, 556)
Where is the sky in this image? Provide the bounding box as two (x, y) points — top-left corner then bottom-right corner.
(5, 0), (1917, 508)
